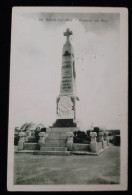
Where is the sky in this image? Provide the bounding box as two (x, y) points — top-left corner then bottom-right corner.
(9, 11), (127, 130)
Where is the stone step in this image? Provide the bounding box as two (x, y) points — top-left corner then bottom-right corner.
(42, 143), (66, 147)
(40, 147), (67, 151)
(33, 151), (71, 156)
(44, 139), (67, 146)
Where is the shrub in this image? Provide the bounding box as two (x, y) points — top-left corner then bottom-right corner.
(92, 127), (100, 137)
(113, 135), (120, 146)
(14, 135), (19, 145)
(73, 131), (90, 144)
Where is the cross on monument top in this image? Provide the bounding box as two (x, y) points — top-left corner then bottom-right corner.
(64, 28), (72, 42)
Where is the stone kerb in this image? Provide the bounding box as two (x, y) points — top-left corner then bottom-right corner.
(67, 132), (73, 151)
(90, 132), (98, 153)
(18, 132), (27, 150)
(38, 132), (48, 146)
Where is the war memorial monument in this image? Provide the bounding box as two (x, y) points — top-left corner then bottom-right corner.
(16, 28), (109, 155)
(7, 8), (127, 190)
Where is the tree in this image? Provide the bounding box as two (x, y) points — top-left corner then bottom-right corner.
(92, 127), (100, 137)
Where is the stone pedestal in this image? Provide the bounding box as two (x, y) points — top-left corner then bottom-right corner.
(98, 132), (104, 142)
(36, 127), (79, 155)
(102, 140), (108, 149)
(104, 132), (109, 146)
(41, 127), (78, 147)
(67, 132), (73, 151)
(98, 132), (109, 150)
(18, 132), (26, 150)
(38, 132), (48, 147)
(90, 132), (98, 153)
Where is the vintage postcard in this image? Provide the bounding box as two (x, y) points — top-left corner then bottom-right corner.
(7, 7), (128, 191)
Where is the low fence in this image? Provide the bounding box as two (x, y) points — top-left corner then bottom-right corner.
(16, 131), (109, 154)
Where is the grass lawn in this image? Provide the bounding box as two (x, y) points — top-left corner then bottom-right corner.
(14, 144), (120, 185)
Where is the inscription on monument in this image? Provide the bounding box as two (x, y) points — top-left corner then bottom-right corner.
(60, 58), (73, 94)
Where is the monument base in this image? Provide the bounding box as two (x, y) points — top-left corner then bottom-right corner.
(15, 125), (110, 156)
(52, 119), (77, 127)
(41, 127), (78, 147)
(34, 127), (78, 155)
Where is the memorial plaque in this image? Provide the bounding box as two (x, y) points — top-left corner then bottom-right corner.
(57, 96), (74, 119)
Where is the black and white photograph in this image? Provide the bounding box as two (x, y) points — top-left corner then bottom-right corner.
(7, 7), (128, 191)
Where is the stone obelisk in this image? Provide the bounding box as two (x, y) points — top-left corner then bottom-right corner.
(54, 28), (79, 127)
(34, 29), (80, 156)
